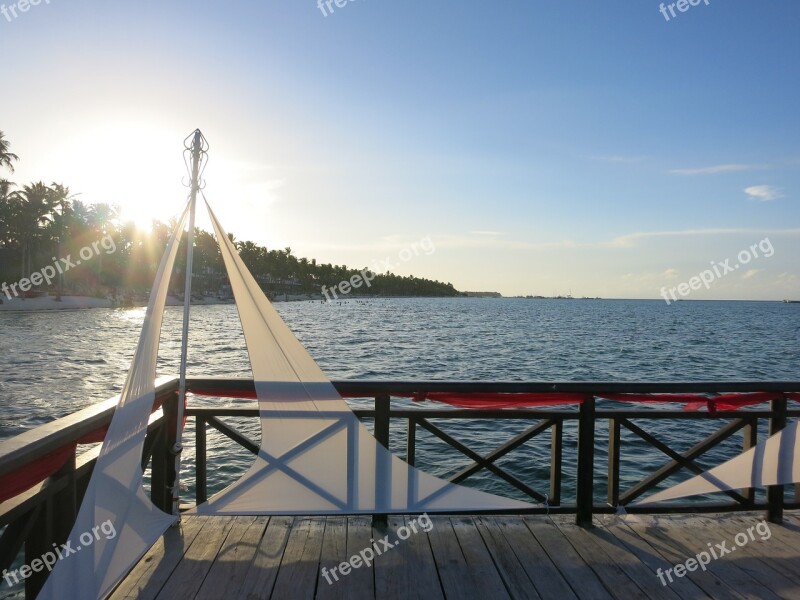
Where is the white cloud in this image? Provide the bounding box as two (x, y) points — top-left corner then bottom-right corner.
(607, 227), (800, 249)
(296, 227), (800, 255)
(670, 163), (767, 176)
(662, 268), (679, 279)
(741, 269), (760, 280)
(744, 185), (784, 202)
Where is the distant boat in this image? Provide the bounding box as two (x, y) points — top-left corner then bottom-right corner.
(784, 300), (800, 304)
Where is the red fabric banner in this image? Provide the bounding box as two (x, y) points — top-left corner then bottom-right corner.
(408, 391), (590, 408)
(189, 385), (799, 412)
(0, 445), (77, 505)
(6, 388), (792, 505)
(0, 396), (171, 505)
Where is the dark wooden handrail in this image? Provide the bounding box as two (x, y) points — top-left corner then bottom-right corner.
(1, 377), (798, 599)
(186, 377), (800, 395)
(0, 377), (176, 480)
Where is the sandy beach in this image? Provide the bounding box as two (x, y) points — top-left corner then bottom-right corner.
(0, 295), (115, 311)
(0, 295), (233, 312)
(0, 294), (321, 311)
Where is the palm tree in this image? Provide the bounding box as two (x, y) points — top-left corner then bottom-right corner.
(13, 182), (54, 278)
(0, 131), (19, 174)
(0, 179), (16, 288)
(0, 179), (15, 247)
(88, 203), (119, 284)
(48, 183), (77, 298)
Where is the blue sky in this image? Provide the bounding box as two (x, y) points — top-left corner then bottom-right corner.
(1, 1), (798, 298)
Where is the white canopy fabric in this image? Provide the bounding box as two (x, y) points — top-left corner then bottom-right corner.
(188, 202), (535, 515)
(38, 203), (189, 600)
(634, 420), (799, 505)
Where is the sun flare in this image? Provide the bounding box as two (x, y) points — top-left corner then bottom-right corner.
(48, 119), (189, 230)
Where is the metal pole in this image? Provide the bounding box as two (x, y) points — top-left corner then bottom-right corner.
(172, 129), (202, 518)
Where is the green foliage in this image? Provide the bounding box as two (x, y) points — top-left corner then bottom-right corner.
(0, 131), (461, 298)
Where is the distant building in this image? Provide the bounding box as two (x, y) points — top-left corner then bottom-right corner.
(463, 291), (502, 298)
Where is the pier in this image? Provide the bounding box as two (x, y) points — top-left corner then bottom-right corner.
(110, 512), (800, 599)
(2, 378), (799, 598)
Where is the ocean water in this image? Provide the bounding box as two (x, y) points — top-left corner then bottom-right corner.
(1, 298), (799, 505)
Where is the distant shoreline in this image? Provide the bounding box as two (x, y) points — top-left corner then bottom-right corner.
(0, 294), (233, 312)
(0, 294), (794, 312)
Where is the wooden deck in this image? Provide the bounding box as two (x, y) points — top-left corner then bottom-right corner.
(110, 512), (800, 600)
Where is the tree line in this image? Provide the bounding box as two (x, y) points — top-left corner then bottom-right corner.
(0, 131), (462, 299)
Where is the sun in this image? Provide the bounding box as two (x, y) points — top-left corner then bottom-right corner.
(47, 119), (190, 231)
(118, 202), (165, 231)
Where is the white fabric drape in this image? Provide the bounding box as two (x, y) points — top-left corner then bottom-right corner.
(38, 203), (189, 600)
(634, 420), (799, 505)
(189, 202), (534, 515)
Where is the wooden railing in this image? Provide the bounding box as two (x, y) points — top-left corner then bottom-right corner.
(0, 378), (178, 598)
(1, 378), (798, 597)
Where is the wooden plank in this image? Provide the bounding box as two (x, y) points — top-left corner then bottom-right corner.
(373, 516), (410, 600)
(712, 516), (800, 588)
(450, 517), (511, 599)
(401, 515), (445, 599)
(316, 517), (348, 600)
(344, 516), (374, 598)
(110, 516), (207, 600)
(427, 517), (482, 600)
(714, 515), (800, 593)
(370, 514), (445, 599)
(111, 512), (800, 600)
(271, 517), (325, 600)
(475, 517), (540, 600)
(494, 517), (578, 600)
(195, 516), (267, 599)
(619, 516), (745, 600)
(238, 516), (294, 600)
(586, 517), (695, 600)
(524, 517), (614, 600)
(552, 516), (671, 600)
(152, 516), (235, 600)
(727, 515), (800, 554)
(648, 516), (783, 600)
(596, 518), (709, 600)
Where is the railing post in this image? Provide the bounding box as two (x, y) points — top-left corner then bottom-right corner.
(742, 418), (757, 506)
(165, 393), (180, 513)
(26, 451), (75, 598)
(373, 394), (391, 527)
(196, 416), (207, 505)
(375, 394), (391, 450)
(767, 397), (787, 524)
(150, 423), (168, 512)
(549, 419), (562, 506)
(607, 417), (620, 508)
(576, 397), (595, 528)
(406, 416), (416, 467)
(151, 394), (177, 513)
